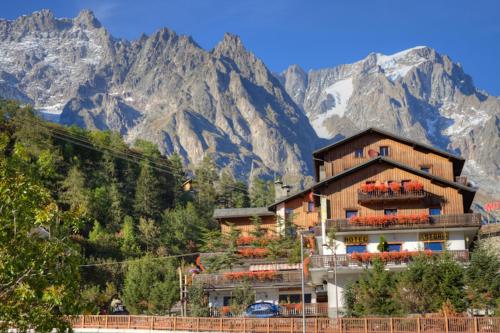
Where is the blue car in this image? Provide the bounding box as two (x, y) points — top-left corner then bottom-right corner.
(245, 302), (281, 318)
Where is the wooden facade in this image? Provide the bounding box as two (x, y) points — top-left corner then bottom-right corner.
(319, 162), (464, 219)
(218, 215), (277, 236)
(314, 131), (460, 182)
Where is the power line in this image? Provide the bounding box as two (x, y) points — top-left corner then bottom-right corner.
(79, 252), (200, 267)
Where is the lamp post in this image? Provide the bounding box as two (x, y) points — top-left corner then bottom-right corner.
(299, 229), (314, 333)
(322, 242), (339, 319)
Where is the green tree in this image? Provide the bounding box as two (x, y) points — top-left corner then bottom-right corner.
(397, 254), (466, 314)
(161, 202), (203, 254)
(249, 176), (275, 207)
(217, 170), (249, 208)
(138, 218), (160, 253)
(229, 282), (255, 316)
(187, 282), (210, 317)
(465, 244), (500, 315)
(123, 255), (179, 315)
(134, 161), (163, 220)
(377, 236), (389, 252)
(121, 216), (140, 258)
(60, 165), (90, 215)
(349, 259), (400, 316)
(0, 169), (81, 332)
(193, 155), (218, 224)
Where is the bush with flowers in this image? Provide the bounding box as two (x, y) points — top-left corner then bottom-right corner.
(351, 250), (433, 264)
(237, 247), (269, 258)
(223, 270), (278, 281)
(359, 180), (424, 194)
(349, 213), (429, 226)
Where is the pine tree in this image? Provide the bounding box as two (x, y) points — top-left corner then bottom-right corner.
(249, 176), (275, 207)
(123, 255), (179, 315)
(121, 216), (140, 258)
(193, 155), (218, 224)
(134, 161), (163, 220)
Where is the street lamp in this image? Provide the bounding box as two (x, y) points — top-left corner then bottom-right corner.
(299, 229), (314, 333)
(322, 242), (339, 319)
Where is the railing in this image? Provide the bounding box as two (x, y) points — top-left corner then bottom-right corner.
(326, 213), (482, 232)
(192, 270), (303, 288)
(67, 315), (500, 332)
(358, 189), (428, 203)
(309, 250), (470, 269)
(199, 252), (293, 266)
(209, 303), (329, 317)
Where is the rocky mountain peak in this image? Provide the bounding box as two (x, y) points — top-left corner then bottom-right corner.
(214, 32), (245, 55)
(75, 9), (102, 29)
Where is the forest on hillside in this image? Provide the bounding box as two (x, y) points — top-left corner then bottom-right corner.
(0, 100), (276, 327)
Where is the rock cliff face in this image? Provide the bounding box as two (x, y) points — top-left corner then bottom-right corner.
(279, 47), (500, 197)
(0, 10), (319, 181)
(1, 10), (499, 198)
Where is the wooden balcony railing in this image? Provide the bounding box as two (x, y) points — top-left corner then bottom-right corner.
(209, 303), (329, 317)
(326, 213), (481, 232)
(358, 189), (427, 203)
(66, 315), (500, 333)
(309, 250), (469, 269)
(192, 270), (303, 288)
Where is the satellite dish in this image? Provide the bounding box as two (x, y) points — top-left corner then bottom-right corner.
(368, 149), (379, 158)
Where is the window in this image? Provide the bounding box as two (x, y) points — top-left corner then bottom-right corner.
(308, 202), (315, 213)
(346, 245), (367, 254)
(384, 208), (398, 215)
(379, 146), (390, 156)
(345, 210), (358, 218)
(429, 207), (441, 216)
(354, 148), (364, 158)
(424, 242), (444, 251)
(319, 165), (325, 180)
(420, 166), (431, 173)
(223, 296), (233, 306)
(388, 243), (402, 252)
(279, 294), (311, 304)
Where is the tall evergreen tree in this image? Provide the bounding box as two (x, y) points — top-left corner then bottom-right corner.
(193, 155), (218, 224)
(249, 176), (275, 207)
(134, 161), (163, 220)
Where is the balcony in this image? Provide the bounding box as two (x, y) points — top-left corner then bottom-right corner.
(192, 270), (304, 289)
(209, 303), (329, 317)
(358, 189), (428, 204)
(325, 213), (481, 232)
(309, 250), (470, 270)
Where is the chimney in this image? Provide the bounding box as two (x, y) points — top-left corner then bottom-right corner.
(274, 179), (284, 200)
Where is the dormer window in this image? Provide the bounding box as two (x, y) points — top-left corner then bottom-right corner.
(354, 148), (364, 158)
(379, 146), (389, 156)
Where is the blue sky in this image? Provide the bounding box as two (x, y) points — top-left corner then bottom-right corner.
(3, 0), (500, 95)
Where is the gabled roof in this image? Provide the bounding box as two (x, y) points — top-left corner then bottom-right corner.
(313, 127), (465, 176)
(213, 207), (274, 219)
(269, 156), (476, 211)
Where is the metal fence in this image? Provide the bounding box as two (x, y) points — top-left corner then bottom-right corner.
(67, 315), (500, 332)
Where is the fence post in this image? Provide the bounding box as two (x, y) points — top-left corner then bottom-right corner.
(150, 316), (155, 330)
(174, 317), (177, 331)
(196, 317), (200, 332)
(364, 318), (368, 333)
(105, 315), (108, 328)
(473, 317), (478, 333)
(243, 317), (246, 333)
(219, 317), (223, 332)
(417, 317), (420, 333)
(81, 315), (85, 328)
(267, 318), (270, 333)
(290, 317), (294, 333)
(390, 318), (393, 333)
(445, 316), (449, 333)
(339, 317), (343, 333)
(314, 318), (318, 333)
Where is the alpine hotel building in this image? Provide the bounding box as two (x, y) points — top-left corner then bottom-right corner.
(193, 128), (481, 318)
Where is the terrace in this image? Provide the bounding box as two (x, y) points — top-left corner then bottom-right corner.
(324, 213), (481, 233)
(192, 270), (304, 289)
(309, 249), (470, 270)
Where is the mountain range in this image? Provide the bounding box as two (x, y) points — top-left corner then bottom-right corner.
(0, 10), (499, 199)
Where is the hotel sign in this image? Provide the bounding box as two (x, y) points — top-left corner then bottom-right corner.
(419, 232), (448, 242)
(344, 235), (368, 244)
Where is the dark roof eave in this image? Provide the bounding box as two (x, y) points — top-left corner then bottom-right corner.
(313, 127), (465, 165)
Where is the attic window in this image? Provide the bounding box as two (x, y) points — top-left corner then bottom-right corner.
(354, 148), (364, 158)
(379, 146), (390, 156)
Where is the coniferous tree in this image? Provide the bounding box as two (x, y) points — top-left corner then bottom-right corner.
(249, 176), (275, 207)
(465, 244), (500, 315)
(193, 155), (218, 224)
(134, 161), (163, 220)
(121, 216), (140, 258)
(123, 255), (179, 315)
